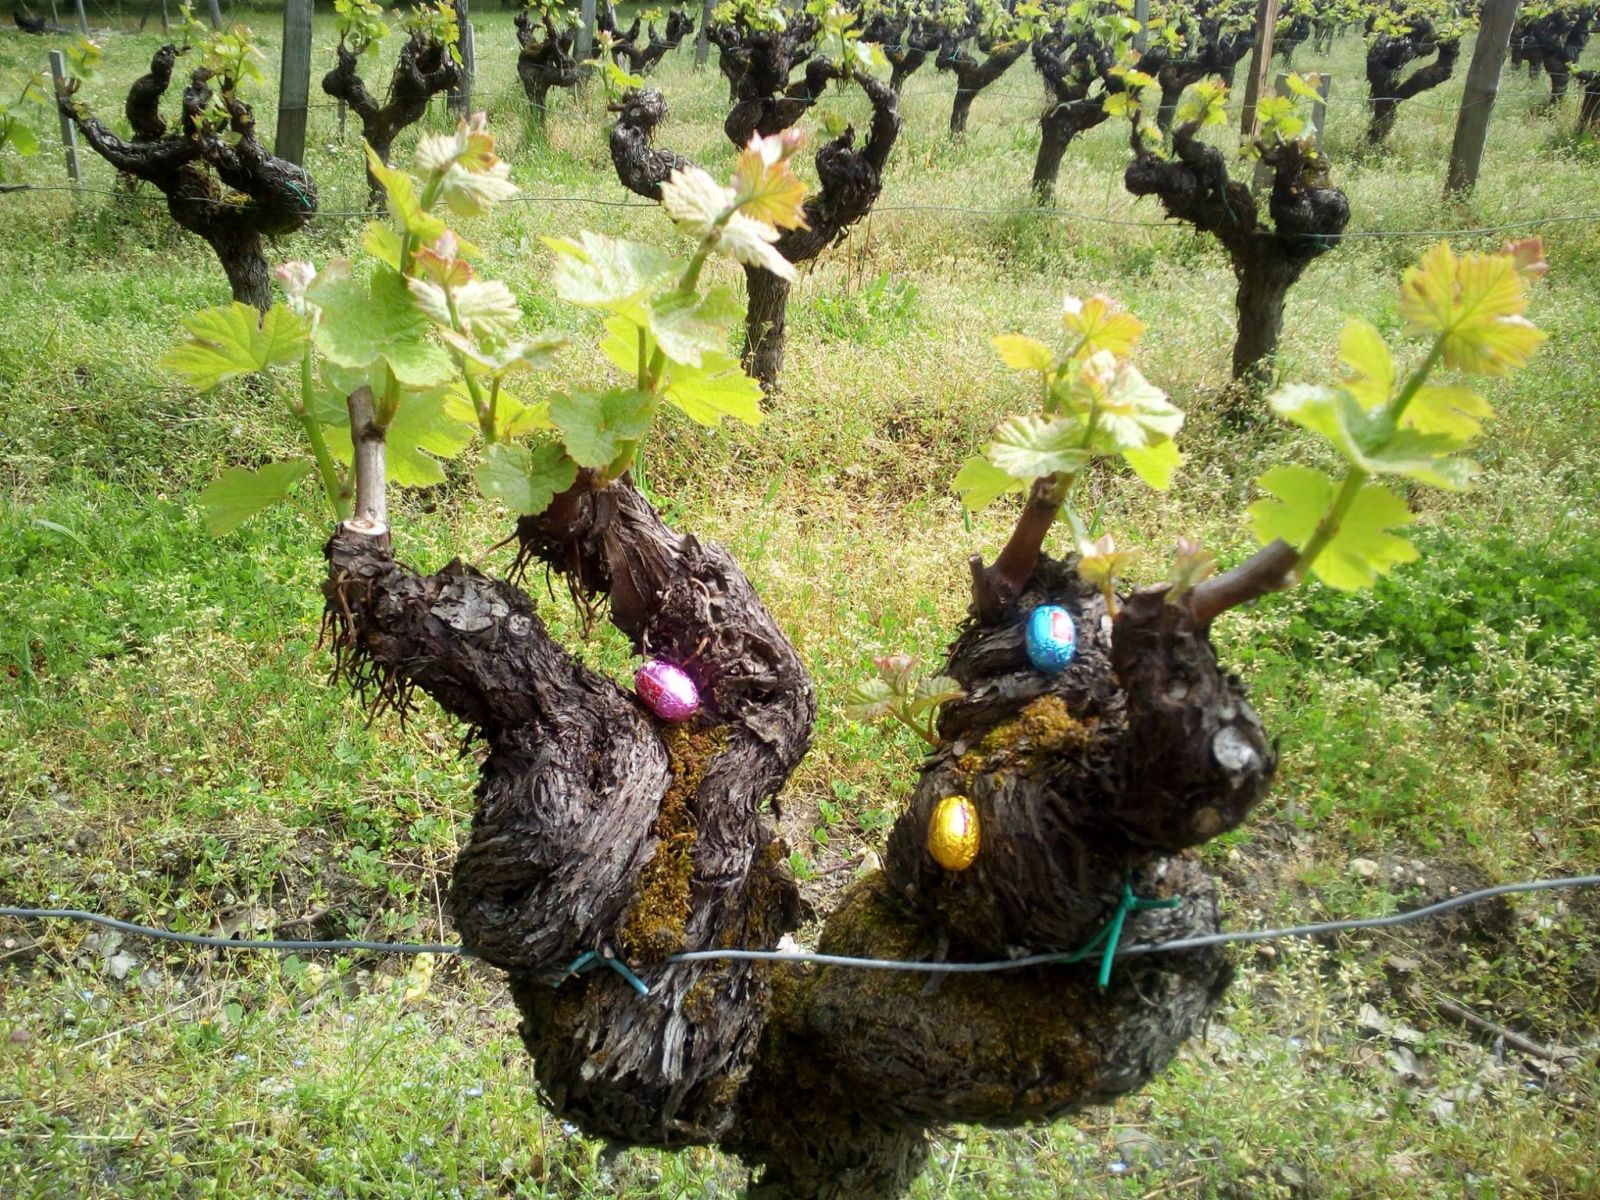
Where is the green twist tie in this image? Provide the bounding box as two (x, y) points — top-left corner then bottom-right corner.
(1055, 879), (1183, 990)
(559, 949), (650, 996)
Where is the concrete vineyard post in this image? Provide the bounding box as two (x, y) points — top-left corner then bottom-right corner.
(1134, 0), (1150, 53)
(274, 0), (314, 167)
(577, 0), (597, 74)
(1446, 0), (1521, 198)
(48, 50), (81, 186)
(696, 0), (712, 68)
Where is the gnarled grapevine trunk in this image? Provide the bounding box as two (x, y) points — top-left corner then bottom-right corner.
(1029, 35), (1143, 205)
(609, 78), (901, 392)
(59, 47), (318, 310)
(1579, 71), (1600, 135)
(515, 10), (580, 124)
(323, 460), (1281, 1199)
(938, 38), (1028, 136)
(1156, 25), (1253, 132)
(1365, 23), (1460, 146)
(322, 35), (461, 206)
(1125, 123), (1349, 386)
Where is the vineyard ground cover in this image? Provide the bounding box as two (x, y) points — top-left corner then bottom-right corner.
(1, 8), (1598, 1198)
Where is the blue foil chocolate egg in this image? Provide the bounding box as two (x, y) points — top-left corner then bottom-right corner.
(1025, 605), (1077, 674)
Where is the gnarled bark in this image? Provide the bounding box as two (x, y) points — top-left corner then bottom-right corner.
(937, 38), (1028, 136)
(59, 48), (318, 310)
(324, 467), (1279, 1200)
(1124, 121), (1349, 385)
(515, 9), (580, 125)
(1156, 20), (1253, 132)
(608, 77), (901, 391)
(1030, 34), (1148, 204)
(1365, 21), (1460, 146)
(321, 34), (461, 206)
(724, 33), (836, 147)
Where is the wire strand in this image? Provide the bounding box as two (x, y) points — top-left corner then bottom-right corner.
(5, 874), (1597, 973)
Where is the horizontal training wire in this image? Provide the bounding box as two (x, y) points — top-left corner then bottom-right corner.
(7, 182), (1600, 240)
(5, 874), (1597, 974)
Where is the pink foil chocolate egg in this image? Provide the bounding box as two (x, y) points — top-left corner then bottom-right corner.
(634, 660), (701, 723)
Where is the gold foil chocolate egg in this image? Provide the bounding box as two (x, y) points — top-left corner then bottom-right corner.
(927, 795), (980, 872)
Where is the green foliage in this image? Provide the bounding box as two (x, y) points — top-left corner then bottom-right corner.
(958, 293), (1182, 518)
(842, 652), (965, 748)
(333, 0), (391, 57)
(164, 115), (809, 533)
(402, 0), (464, 61)
(0, 72), (46, 161)
(809, 271), (919, 345)
(1253, 240), (1548, 592)
(178, 5), (267, 100)
(197, 461), (315, 536)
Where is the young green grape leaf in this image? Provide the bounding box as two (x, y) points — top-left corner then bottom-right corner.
(1121, 437), (1182, 490)
(1249, 465), (1419, 591)
(908, 674), (966, 715)
(1062, 295), (1144, 361)
(1336, 318), (1394, 411)
(544, 232), (677, 317)
(162, 302), (309, 391)
(408, 277), (522, 340)
(548, 389), (654, 469)
(362, 223), (404, 271)
(7, 121), (38, 156)
(475, 440), (578, 516)
(648, 285), (743, 367)
(1268, 383), (1475, 490)
(992, 333), (1054, 372)
(1402, 383), (1493, 442)
(661, 164), (796, 279)
(1091, 358), (1184, 450)
(1398, 241), (1546, 376)
(365, 147), (448, 243)
(953, 453), (1025, 511)
(486, 390), (553, 440)
(662, 351), (764, 426)
(306, 262), (452, 387)
(841, 677), (895, 721)
(730, 128), (808, 230)
(198, 460), (313, 536)
(438, 160), (518, 218)
(988, 414), (1090, 481)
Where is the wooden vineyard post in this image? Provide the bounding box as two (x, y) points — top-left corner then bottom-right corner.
(696, 0), (712, 69)
(48, 50), (81, 186)
(1446, 0), (1521, 198)
(449, 0), (475, 118)
(1239, 0), (1282, 139)
(274, 0), (313, 167)
(1133, 0), (1150, 53)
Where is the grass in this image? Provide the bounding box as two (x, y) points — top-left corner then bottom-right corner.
(2, 8), (1598, 1199)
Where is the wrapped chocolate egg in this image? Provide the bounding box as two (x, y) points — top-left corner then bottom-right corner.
(1025, 604), (1077, 674)
(927, 794), (980, 872)
(634, 660), (700, 723)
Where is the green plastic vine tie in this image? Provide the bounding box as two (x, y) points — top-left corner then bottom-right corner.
(560, 949), (651, 996)
(1095, 880), (1182, 990)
